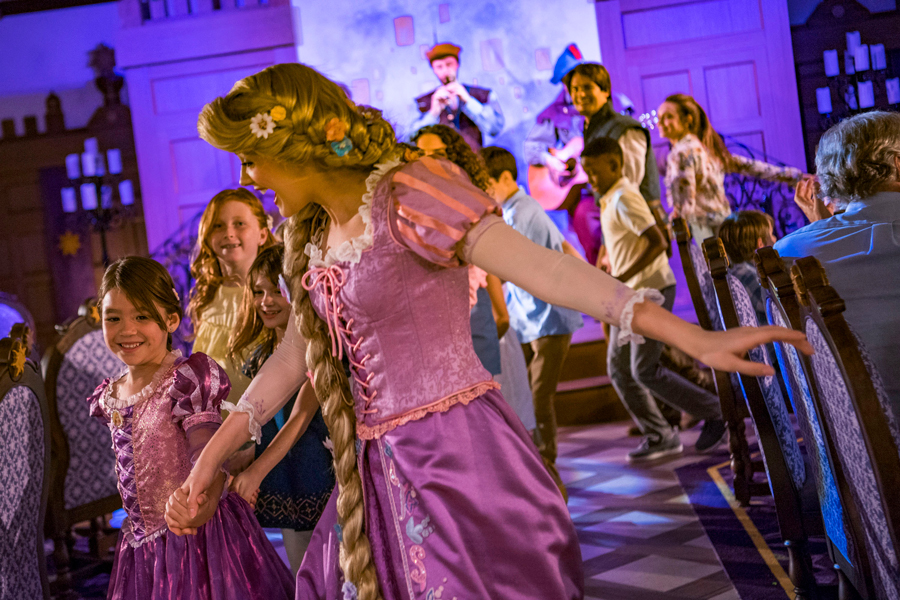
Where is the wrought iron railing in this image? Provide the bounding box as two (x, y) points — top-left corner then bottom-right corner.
(721, 136), (807, 239)
(149, 212), (202, 354)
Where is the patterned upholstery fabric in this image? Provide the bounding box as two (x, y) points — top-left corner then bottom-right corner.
(768, 300), (851, 565)
(806, 319), (900, 600)
(56, 329), (123, 510)
(727, 275), (805, 490)
(688, 242), (723, 331)
(0, 386), (45, 600)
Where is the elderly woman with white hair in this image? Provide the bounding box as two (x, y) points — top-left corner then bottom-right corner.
(775, 110), (900, 408)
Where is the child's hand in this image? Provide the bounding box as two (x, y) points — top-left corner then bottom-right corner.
(229, 466), (263, 509)
(165, 466), (225, 536)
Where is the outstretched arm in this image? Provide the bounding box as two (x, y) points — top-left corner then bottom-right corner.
(168, 311), (309, 526)
(229, 381), (319, 507)
(463, 217), (812, 374)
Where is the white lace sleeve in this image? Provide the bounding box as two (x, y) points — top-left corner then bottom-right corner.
(221, 397), (264, 443)
(224, 311), (309, 443)
(615, 288), (665, 346)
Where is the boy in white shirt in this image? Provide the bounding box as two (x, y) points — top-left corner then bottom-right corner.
(582, 137), (725, 462)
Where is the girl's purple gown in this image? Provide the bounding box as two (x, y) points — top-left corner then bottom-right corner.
(87, 352), (295, 600)
(233, 157), (584, 599)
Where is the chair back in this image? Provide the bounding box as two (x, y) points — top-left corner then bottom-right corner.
(675, 219), (759, 505)
(793, 257), (900, 599)
(0, 326), (51, 599)
(673, 217), (720, 331)
(41, 300), (123, 534)
(703, 239), (812, 544)
(0, 291), (38, 356)
(756, 247), (870, 595)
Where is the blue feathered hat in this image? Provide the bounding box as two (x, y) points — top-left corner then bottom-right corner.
(550, 43), (583, 84)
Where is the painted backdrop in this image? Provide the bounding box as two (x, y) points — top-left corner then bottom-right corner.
(294, 0), (601, 180)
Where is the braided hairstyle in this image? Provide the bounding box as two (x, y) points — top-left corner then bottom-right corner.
(197, 63), (398, 600)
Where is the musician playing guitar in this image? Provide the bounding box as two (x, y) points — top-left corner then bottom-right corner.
(564, 62), (671, 262)
(524, 44), (604, 265)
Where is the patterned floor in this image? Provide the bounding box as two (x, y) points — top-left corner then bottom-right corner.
(61, 421), (754, 599)
(559, 422), (742, 600)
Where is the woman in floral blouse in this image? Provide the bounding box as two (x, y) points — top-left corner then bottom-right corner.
(658, 94), (807, 241)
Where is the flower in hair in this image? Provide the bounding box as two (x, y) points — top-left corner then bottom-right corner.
(269, 105), (287, 121)
(341, 581), (357, 600)
(250, 113), (276, 139)
(172, 287), (180, 302)
(325, 117), (349, 142)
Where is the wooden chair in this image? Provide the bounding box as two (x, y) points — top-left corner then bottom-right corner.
(0, 325), (51, 599)
(41, 300), (124, 590)
(672, 217), (763, 506)
(757, 247), (870, 599)
(704, 239), (822, 599)
(0, 291), (38, 357)
(792, 256), (900, 599)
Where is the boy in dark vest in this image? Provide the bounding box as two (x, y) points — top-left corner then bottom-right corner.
(409, 42), (504, 152)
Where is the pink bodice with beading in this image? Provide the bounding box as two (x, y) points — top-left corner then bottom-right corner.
(87, 353), (229, 546)
(301, 158), (500, 439)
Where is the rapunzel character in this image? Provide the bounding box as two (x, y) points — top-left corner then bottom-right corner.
(166, 64), (811, 600)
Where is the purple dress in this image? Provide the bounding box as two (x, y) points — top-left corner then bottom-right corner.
(87, 352), (295, 600)
(289, 157), (583, 598)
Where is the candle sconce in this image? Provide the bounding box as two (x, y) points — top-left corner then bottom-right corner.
(817, 34), (899, 132)
(61, 137), (137, 267)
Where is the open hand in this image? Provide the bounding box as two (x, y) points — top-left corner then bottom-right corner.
(693, 326), (813, 377)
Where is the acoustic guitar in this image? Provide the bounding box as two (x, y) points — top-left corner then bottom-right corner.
(526, 137), (588, 210)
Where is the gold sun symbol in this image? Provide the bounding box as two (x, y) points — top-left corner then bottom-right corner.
(9, 340), (26, 380)
(59, 231), (82, 256)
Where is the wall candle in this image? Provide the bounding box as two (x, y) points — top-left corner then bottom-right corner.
(855, 44), (870, 71)
(119, 180), (134, 206)
(80, 183), (98, 210)
(844, 51), (856, 75)
(871, 44), (887, 70)
(823, 50), (840, 77)
(107, 149), (122, 175)
(846, 86), (858, 110)
(84, 137), (99, 154)
(846, 31), (861, 54)
(816, 88), (833, 114)
(65, 154), (80, 179)
(81, 152), (97, 177)
(887, 78), (900, 105)
(61, 187), (77, 213)
(858, 81), (875, 108)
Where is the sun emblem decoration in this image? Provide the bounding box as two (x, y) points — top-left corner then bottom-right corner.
(88, 305), (101, 325)
(59, 231), (81, 256)
(8, 339), (27, 381)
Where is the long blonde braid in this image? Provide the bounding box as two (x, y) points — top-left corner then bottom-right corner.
(198, 63), (400, 599)
(283, 206), (382, 600)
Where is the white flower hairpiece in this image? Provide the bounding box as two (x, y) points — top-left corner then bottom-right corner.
(250, 113), (276, 139)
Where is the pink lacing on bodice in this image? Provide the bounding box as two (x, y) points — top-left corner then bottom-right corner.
(301, 264), (378, 416)
(356, 380), (499, 440)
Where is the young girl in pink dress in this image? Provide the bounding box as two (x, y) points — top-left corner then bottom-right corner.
(165, 64), (812, 600)
(88, 256), (294, 600)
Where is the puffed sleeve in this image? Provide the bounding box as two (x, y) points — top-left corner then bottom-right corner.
(168, 352), (231, 432)
(388, 156), (500, 267)
(86, 379), (111, 422)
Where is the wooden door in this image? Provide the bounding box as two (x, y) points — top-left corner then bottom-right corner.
(595, 0), (807, 206)
(116, 0), (300, 250)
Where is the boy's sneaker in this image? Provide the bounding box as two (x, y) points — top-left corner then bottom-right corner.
(695, 419), (727, 453)
(627, 434), (683, 463)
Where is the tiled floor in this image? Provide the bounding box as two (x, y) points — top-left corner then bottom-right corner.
(559, 422), (741, 600)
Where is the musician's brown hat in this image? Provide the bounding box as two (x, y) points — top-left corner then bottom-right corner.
(426, 43), (461, 63)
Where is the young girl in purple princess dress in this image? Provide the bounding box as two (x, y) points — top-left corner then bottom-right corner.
(88, 256), (294, 600)
(166, 64), (812, 600)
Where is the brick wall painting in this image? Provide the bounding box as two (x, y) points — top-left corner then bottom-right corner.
(294, 0), (601, 180)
